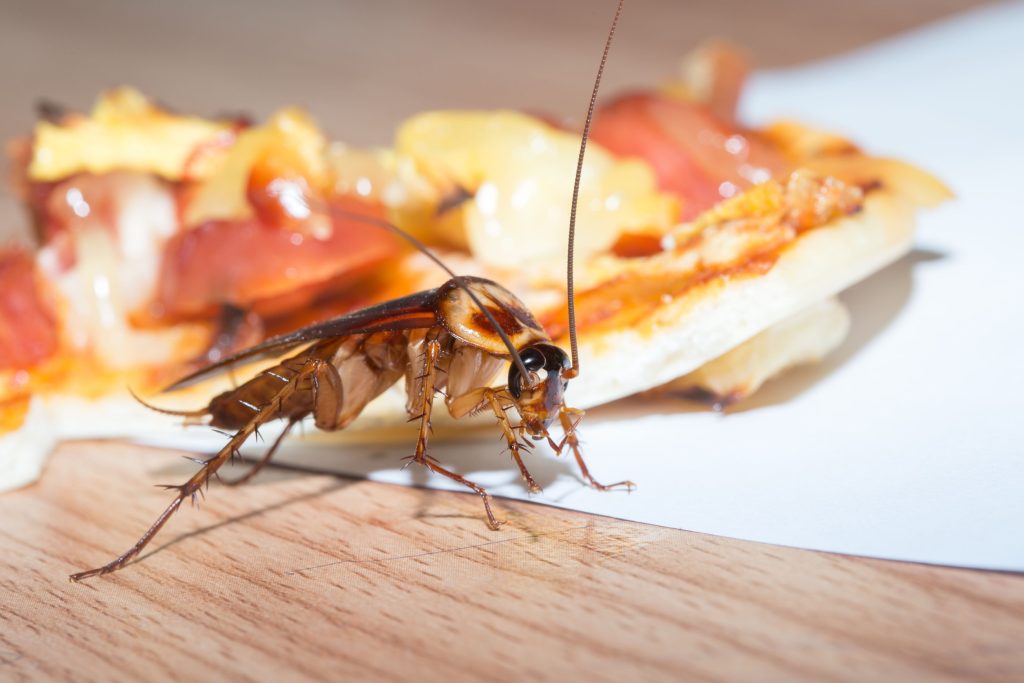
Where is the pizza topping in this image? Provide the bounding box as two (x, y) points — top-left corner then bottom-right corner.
(181, 108), (331, 233)
(541, 170), (864, 337)
(44, 219), (212, 370)
(0, 395), (31, 433)
(29, 88), (231, 182)
(660, 41), (751, 125)
(590, 92), (788, 219)
(4, 78), (946, 430)
(36, 172), (179, 316)
(394, 110), (678, 269)
(16, 91), (414, 371)
(761, 121), (860, 161)
(0, 249), (59, 372)
(153, 196), (404, 320)
(609, 231), (666, 258)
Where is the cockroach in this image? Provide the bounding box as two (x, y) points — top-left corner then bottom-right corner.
(71, 0), (630, 581)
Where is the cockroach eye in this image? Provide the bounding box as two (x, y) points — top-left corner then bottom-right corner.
(521, 347), (546, 371)
(507, 344), (570, 399)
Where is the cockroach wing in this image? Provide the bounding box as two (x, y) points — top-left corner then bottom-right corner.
(436, 277), (550, 356)
(164, 287), (442, 391)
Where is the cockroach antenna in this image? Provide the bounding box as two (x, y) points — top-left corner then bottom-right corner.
(564, 0), (625, 380)
(127, 386), (208, 419)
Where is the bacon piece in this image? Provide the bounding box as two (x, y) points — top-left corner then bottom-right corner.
(591, 92), (787, 219)
(0, 250), (58, 371)
(154, 197), (406, 319)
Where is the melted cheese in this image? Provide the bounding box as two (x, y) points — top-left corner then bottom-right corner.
(29, 88), (230, 182)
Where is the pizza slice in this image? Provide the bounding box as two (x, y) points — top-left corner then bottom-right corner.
(0, 46), (949, 491)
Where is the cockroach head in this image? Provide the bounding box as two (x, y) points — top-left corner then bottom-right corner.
(507, 343), (571, 438)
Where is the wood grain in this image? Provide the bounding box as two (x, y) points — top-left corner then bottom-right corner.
(1, 442), (1022, 683)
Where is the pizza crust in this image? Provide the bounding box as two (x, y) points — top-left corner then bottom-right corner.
(564, 161), (948, 407)
(663, 296), (851, 406)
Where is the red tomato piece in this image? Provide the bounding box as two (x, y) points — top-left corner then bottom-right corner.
(591, 92), (787, 219)
(154, 197), (406, 319)
(0, 250), (59, 371)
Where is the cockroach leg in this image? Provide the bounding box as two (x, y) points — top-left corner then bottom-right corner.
(220, 417), (299, 487)
(558, 407), (635, 492)
(70, 417), (264, 581)
(419, 458), (503, 530)
(308, 358), (344, 431)
(413, 339), (442, 463)
(410, 338), (504, 529)
(70, 360), (322, 581)
(486, 389), (542, 493)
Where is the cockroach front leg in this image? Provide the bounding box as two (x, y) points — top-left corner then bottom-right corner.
(408, 339), (503, 529)
(558, 407), (635, 492)
(485, 389), (542, 493)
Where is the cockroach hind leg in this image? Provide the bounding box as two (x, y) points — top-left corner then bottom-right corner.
(220, 418), (298, 487)
(72, 361), (320, 580)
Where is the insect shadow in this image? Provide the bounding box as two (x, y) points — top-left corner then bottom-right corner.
(153, 426), (579, 497)
(264, 432), (577, 493)
(123, 470), (355, 570)
(140, 440), (577, 565)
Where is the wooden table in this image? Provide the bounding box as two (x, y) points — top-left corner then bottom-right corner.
(3, 1), (1021, 681)
(3, 443), (1023, 682)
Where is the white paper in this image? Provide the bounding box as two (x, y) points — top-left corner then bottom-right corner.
(53, 4), (1024, 571)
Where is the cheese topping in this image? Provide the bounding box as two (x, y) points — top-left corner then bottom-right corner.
(29, 87), (231, 182)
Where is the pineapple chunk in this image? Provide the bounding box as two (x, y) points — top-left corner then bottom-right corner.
(181, 108), (329, 228)
(394, 110), (678, 268)
(29, 87), (230, 182)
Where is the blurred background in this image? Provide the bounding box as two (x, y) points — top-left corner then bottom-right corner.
(1, 0), (994, 140)
(0, 0), (992, 241)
